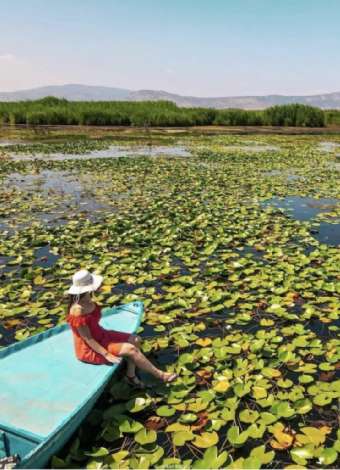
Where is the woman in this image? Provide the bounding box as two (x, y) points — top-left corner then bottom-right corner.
(66, 269), (177, 388)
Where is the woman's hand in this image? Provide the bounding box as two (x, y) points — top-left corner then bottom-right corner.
(104, 352), (122, 364)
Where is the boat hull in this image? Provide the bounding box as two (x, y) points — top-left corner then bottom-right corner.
(22, 380), (107, 469)
(0, 301), (144, 469)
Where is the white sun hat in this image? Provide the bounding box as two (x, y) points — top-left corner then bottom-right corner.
(67, 269), (103, 295)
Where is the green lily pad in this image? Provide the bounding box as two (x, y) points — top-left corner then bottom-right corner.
(318, 448), (338, 466)
(156, 405), (176, 417)
(294, 398), (313, 414)
(134, 428), (157, 445)
(271, 401), (295, 418)
(313, 393), (334, 406)
(227, 426), (249, 447)
(239, 409), (259, 424)
(250, 445), (275, 465)
(193, 431), (219, 448)
(84, 447), (109, 458)
(173, 430), (195, 446)
(179, 413), (197, 424)
(192, 446), (228, 469)
(290, 445), (315, 465)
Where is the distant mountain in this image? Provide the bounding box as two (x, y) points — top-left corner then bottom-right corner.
(1, 84), (340, 109)
(128, 89), (340, 109)
(0, 84), (131, 102)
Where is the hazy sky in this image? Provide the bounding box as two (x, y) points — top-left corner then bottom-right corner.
(1, 0), (339, 96)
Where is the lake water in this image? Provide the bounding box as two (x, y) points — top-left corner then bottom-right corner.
(262, 195), (339, 221)
(319, 141), (340, 153)
(262, 196), (340, 245)
(1, 170), (113, 234)
(264, 169), (304, 181)
(9, 144), (191, 161)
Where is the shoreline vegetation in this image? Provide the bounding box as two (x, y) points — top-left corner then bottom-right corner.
(1, 97), (337, 128)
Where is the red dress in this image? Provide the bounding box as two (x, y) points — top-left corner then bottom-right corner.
(66, 304), (130, 364)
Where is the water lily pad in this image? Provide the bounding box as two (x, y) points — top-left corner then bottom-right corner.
(313, 392), (335, 406)
(290, 445), (315, 465)
(299, 375), (314, 384)
(156, 405), (176, 417)
(318, 448), (338, 466)
(227, 426), (249, 447)
(233, 382), (251, 397)
(84, 447), (109, 457)
(294, 398), (313, 414)
(270, 423), (294, 450)
(179, 413), (197, 424)
(193, 431), (219, 449)
(213, 379), (230, 393)
(271, 401), (295, 418)
(250, 445), (275, 465)
(262, 367), (281, 378)
(134, 428), (157, 445)
(239, 409), (259, 424)
(192, 446), (228, 469)
(173, 430), (195, 446)
(296, 426), (331, 446)
(277, 379), (293, 388)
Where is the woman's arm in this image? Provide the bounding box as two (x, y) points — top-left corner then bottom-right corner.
(77, 325), (121, 364)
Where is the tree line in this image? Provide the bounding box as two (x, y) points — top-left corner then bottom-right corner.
(0, 97), (327, 127)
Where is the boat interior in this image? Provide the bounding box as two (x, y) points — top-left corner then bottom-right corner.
(0, 426), (40, 462)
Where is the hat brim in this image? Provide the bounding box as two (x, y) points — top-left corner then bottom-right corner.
(67, 274), (103, 295)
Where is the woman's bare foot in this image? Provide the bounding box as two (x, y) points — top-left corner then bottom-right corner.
(160, 372), (178, 383)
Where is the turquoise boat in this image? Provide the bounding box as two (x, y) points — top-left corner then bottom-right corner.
(0, 301), (144, 469)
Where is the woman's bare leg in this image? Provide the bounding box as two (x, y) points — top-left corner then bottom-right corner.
(118, 342), (175, 381)
(126, 335), (141, 377)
